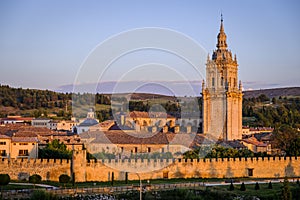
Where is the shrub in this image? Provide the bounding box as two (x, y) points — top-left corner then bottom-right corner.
(31, 190), (58, 200)
(29, 174), (42, 187)
(240, 182), (246, 191)
(59, 174), (71, 188)
(0, 174), (10, 199)
(59, 174), (70, 184)
(254, 182), (260, 190)
(0, 174), (10, 186)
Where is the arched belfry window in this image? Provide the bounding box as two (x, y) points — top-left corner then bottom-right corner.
(212, 77), (215, 87)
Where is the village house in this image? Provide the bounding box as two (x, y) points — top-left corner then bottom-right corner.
(47, 119), (78, 131)
(0, 133), (38, 159)
(0, 124), (84, 159)
(241, 136), (272, 154)
(0, 116), (33, 125)
(31, 118), (51, 128)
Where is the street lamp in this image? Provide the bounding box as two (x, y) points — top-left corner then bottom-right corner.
(136, 173), (142, 200)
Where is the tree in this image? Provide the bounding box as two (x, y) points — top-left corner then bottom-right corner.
(59, 174), (71, 188)
(39, 139), (72, 159)
(111, 172), (114, 186)
(29, 174), (42, 188)
(254, 182), (260, 190)
(125, 172), (128, 184)
(268, 181), (273, 189)
(273, 125), (300, 156)
(0, 174), (10, 198)
(240, 182), (246, 191)
(229, 182), (234, 191)
(281, 177), (292, 200)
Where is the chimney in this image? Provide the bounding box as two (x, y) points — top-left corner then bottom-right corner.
(135, 123), (141, 132)
(186, 125), (192, 133)
(152, 126), (157, 133)
(163, 125), (168, 133)
(170, 120), (175, 128)
(174, 125), (180, 134)
(120, 115), (125, 126)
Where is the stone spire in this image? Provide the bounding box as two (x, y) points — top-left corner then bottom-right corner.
(216, 14), (227, 50)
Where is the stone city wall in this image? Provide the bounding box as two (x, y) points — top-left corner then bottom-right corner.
(1, 156), (299, 182)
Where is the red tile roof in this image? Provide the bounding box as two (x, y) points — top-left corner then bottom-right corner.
(11, 137), (38, 142)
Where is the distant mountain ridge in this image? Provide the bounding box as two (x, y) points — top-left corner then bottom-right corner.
(243, 87), (300, 99)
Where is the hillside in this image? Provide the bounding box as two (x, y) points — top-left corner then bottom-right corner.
(243, 87), (300, 98)
(1, 84), (300, 118)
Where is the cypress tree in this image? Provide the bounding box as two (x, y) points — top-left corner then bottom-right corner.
(111, 172), (114, 186)
(125, 172), (128, 184)
(281, 178), (292, 200)
(268, 181), (273, 189)
(255, 182), (260, 190)
(229, 182), (234, 191)
(240, 182), (246, 191)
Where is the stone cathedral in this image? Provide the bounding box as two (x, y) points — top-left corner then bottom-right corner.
(202, 16), (243, 141)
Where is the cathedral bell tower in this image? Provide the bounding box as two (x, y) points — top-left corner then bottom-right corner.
(202, 15), (243, 141)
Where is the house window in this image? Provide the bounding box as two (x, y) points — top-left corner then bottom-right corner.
(0, 142), (6, 145)
(161, 148), (165, 153)
(19, 150), (29, 156)
(121, 147), (124, 153)
(147, 147), (151, 153)
(163, 171), (169, 179)
(212, 77), (215, 87)
(0, 150), (6, 156)
(19, 143), (28, 145)
(134, 147), (138, 153)
(32, 143), (35, 145)
(248, 168), (254, 177)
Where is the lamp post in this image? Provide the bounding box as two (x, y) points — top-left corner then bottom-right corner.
(136, 173), (142, 200)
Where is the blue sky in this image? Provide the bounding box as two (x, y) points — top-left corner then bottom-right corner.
(0, 0), (299, 94)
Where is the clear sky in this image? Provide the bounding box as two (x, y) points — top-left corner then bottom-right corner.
(0, 0), (299, 93)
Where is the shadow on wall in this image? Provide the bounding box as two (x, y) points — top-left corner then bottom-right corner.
(285, 161), (296, 177)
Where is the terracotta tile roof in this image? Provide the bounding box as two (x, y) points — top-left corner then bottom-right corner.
(0, 117), (33, 121)
(166, 133), (196, 147)
(129, 111), (175, 119)
(249, 127), (274, 132)
(129, 111), (149, 118)
(11, 137), (38, 142)
(254, 132), (273, 141)
(242, 137), (267, 147)
(0, 134), (11, 139)
(217, 140), (246, 149)
(0, 124), (67, 137)
(38, 135), (82, 145)
(81, 130), (169, 145)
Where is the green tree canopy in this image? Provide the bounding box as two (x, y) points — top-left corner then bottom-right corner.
(273, 125), (300, 156)
(39, 139), (72, 159)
